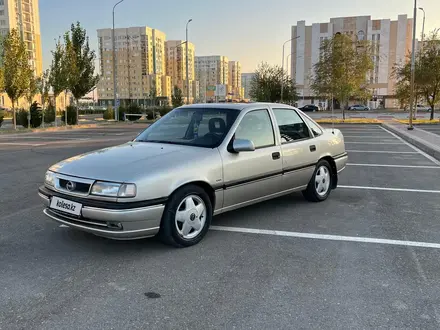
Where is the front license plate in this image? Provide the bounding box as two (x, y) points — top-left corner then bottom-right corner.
(50, 196), (82, 216)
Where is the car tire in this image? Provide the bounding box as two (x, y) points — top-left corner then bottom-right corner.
(159, 184), (212, 248)
(302, 160), (333, 202)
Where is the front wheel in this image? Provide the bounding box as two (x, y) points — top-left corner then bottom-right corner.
(159, 185), (212, 247)
(302, 160), (332, 202)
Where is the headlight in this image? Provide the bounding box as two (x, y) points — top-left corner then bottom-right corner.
(91, 182), (137, 198)
(45, 171), (55, 186)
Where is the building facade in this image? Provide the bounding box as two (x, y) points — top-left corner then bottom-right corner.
(0, 0), (43, 108)
(165, 40), (198, 102)
(291, 15), (414, 108)
(228, 61), (243, 100)
(97, 26), (170, 106)
(195, 56), (229, 101)
(241, 73), (255, 100)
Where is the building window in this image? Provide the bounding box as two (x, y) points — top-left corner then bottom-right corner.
(0, 0), (3, 5)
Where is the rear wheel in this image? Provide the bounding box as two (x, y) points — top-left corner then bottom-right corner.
(159, 185), (212, 247)
(302, 160), (332, 202)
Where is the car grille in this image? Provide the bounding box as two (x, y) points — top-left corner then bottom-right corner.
(59, 179), (91, 194)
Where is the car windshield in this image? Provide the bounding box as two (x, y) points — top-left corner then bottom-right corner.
(135, 107), (240, 148)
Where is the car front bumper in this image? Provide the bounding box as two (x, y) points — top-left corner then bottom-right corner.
(39, 186), (165, 240)
(334, 152), (348, 173)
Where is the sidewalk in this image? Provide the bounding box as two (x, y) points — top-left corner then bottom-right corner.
(383, 122), (440, 161)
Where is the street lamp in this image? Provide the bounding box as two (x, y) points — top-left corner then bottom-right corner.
(408, 0), (418, 130)
(186, 19), (193, 104)
(112, 0), (125, 121)
(281, 36), (300, 102)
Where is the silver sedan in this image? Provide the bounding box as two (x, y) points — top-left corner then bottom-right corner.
(39, 103), (348, 247)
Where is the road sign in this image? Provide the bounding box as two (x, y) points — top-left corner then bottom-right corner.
(115, 99), (120, 107)
(215, 84), (226, 97)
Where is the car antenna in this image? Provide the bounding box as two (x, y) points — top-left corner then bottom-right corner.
(331, 94), (335, 134)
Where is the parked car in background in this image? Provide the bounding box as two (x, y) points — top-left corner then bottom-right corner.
(39, 103), (347, 247)
(416, 104), (432, 112)
(403, 104), (433, 112)
(348, 104), (370, 111)
(299, 104), (320, 112)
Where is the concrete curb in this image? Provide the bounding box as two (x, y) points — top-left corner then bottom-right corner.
(382, 123), (440, 161)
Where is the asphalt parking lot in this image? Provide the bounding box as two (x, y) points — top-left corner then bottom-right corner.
(2, 124), (440, 329)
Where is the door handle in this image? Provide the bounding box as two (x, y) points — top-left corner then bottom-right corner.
(309, 145), (316, 152)
(272, 152), (281, 160)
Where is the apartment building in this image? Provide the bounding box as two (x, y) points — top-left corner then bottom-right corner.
(195, 56), (229, 101)
(165, 40), (199, 102)
(241, 73), (255, 100)
(228, 61), (243, 99)
(97, 26), (170, 106)
(0, 0), (43, 108)
(291, 15), (414, 108)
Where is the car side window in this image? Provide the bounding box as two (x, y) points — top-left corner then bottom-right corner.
(235, 109), (275, 148)
(302, 115), (323, 137)
(273, 109), (310, 143)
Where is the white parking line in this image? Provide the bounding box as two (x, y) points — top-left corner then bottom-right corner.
(5, 136), (91, 140)
(380, 126), (440, 166)
(339, 185), (440, 193)
(210, 226), (440, 250)
(346, 150), (418, 154)
(345, 142), (403, 145)
(0, 142), (46, 146)
(343, 135), (397, 138)
(347, 163), (440, 169)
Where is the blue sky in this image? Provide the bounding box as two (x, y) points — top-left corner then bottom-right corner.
(40, 0), (439, 73)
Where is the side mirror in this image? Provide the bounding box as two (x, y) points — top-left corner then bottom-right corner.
(232, 139), (255, 153)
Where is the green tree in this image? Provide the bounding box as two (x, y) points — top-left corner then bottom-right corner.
(49, 38), (68, 125)
(2, 29), (33, 129)
(311, 34), (373, 119)
(394, 30), (440, 120)
(394, 80), (411, 110)
(172, 86), (184, 108)
(25, 75), (40, 128)
(38, 69), (51, 123)
(63, 22), (100, 124)
(249, 62), (298, 104)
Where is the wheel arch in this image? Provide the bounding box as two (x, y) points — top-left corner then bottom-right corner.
(319, 156), (338, 189)
(170, 181), (216, 210)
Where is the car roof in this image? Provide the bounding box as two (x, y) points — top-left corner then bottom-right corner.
(178, 102), (294, 111)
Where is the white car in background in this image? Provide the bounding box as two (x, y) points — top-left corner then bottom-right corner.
(416, 104), (432, 112)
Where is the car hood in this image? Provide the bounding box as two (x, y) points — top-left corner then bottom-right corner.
(49, 142), (213, 182)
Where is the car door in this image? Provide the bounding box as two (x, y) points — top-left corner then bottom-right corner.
(271, 107), (320, 191)
(220, 108), (283, 210)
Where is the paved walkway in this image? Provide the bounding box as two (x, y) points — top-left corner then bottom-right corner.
(383, 122), (440, 162)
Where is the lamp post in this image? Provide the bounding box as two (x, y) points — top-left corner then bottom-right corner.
(281, 36), (300, 103)
(408, 0), (417, 130)
(186, 19), (193, 104)
(418, 7), (425, 53)
(112, 0), (125, 121)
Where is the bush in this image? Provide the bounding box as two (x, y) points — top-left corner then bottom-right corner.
(44, 104), (56, 124)
(103, 107), (114, 120)
(15, 109), (29, 128)
(0, 110), (4, 127)
(61, 105), (78, 125)
(118, 104), (142, 121)
(29, 102), (43, 128)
